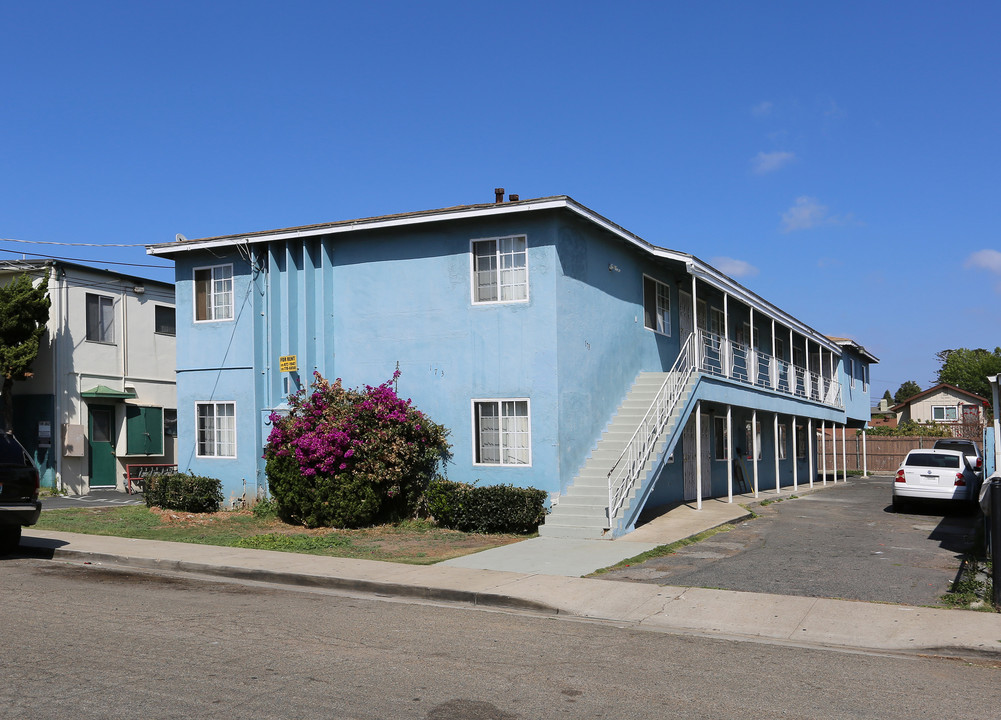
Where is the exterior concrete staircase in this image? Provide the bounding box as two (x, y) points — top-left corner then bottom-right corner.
(540, 371), (698, 540)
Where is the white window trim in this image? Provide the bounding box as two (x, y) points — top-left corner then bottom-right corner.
(850, 358), (856, 389)
(470, 235), (529, 305)
(778, 424), (787, 460)
(85, 292), (116, 344)
(642, 274), (672, 336)
(193, 263), (235, 323)
(471, 398), (532, 467)
(713, 416), (728, 461)
(931, 405), (958, 422)
(195, 400), (237, 458)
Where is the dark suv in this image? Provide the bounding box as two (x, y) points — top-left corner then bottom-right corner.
(0, 433), (41, 553)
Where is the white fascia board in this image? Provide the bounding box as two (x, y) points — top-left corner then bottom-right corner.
(147, 199), (573, 257)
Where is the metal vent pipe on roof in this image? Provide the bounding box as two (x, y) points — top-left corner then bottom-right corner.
(509, 194), (519, 201)
(494, 187), (505, 203)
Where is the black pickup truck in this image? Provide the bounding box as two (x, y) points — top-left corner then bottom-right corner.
(0, 433), (41, 553)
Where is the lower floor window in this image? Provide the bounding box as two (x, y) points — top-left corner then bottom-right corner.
(474, 399), (530, 465)
(796, 425), (806, 459)
(778, 423), (787, 460)
(196, 402), (236, 457)
(714, 416), (728, 460)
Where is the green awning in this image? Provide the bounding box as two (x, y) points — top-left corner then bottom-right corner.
(81, 385), (137, 399)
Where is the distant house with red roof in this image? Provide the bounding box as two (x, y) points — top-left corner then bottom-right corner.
(891, 383), (988, 434)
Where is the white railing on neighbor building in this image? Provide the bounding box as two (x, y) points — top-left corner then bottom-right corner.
(697, 330), (843, 410)
(607, 334), (697, 526)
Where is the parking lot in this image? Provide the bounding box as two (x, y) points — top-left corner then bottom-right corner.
(601, 475), (978, 607)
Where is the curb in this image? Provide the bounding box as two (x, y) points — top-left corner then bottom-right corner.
(22, 542), (560, 615)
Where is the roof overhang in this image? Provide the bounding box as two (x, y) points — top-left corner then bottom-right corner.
(81, 385), (137, 400)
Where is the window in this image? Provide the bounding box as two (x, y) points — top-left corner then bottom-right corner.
(932, 405), (958, 422)
(473, 399), (530, 465)
(194, 265), (234, 321)
(643, 276), (671, 335)
(196, 402), (236, 457)
(709, 308), (725, 337)
(849, 358), (856, 388)
(125, 406), (164, 455)
(796, 425), (806, 459)
(863, 364), (869, 392)
(714, 416), (728, 460)
(472, 236), (528, 303)
(744, 421), (762, 460)
(86, 294), (115, 343)
(163, 409), (178, 438)
(154, 305), (176, 335)
(778, 424), (787, 460)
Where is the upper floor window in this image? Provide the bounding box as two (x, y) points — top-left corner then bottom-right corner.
(472, 236), (528, 303)
(86, 293), (115, 343)
(154, 305), (176, 335)
(643, 276), (671, 335)
(709, 307), (725, 337)
(194, 265), (233, 321)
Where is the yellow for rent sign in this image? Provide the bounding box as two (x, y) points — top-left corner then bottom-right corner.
(279, 355), (298, 372)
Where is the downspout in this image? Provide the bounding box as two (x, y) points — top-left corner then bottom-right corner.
(50, 264), (62, 491)
(990, 375), (1000, 474)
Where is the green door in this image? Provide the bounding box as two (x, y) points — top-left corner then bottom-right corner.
(88, 406), (117, 488)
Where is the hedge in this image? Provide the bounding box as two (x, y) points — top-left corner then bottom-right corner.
(143, 472), (223, 513)
(426, 478), (547, 534)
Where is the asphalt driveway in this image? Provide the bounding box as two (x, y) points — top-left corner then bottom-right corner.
(600, 475), (978, 607)
(41, 490), (144, 510)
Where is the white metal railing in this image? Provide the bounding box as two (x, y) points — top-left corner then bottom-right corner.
(607, 334), (697, 525)
(698, 330), (843, 410)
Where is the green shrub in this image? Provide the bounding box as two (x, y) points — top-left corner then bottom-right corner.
(264, 371), (451, 528)
(144, 472), (223, 513)
(427, 478), (547, 534)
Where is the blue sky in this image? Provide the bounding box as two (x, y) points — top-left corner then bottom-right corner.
(2, 1), (998, 400)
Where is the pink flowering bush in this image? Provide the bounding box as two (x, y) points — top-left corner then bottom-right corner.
(264, 371), (451, 528)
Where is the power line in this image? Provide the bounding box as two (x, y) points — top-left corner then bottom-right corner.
(0, 246), (173, 270)
(0, 236), (151, 248)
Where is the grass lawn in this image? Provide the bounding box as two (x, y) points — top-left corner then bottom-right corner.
(35, 506), (529, 565)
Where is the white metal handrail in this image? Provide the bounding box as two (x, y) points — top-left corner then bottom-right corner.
(607, 334), (697, 524)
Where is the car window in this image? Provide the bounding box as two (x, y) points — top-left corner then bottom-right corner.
(0, 435), (31, 466)
(906, 452), (960, 469)
(933, 440), (976, 453)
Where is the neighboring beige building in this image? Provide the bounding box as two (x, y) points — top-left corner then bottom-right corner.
(1, 260), (176, 494)
(891, 383), (988, 435)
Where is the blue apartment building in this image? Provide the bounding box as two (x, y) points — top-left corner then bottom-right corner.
(148, 194), (876, 537)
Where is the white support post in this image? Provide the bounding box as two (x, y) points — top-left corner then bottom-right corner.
(792, 417), (799, 492)
(723, 293), (730, 378)
(770, 319), (777, 390)
(821, 420), (827, 485)
(695, 402), (703, 510)
(808, 418), (815, 488)
(832, 421), (839, 483)
(726, 405), (733, 502)
(842, 425), (848, 481)
(752, 409), (759, 498)
(774, 413), (780, 494)
(862, 428), (868, 478)
(750, 308), (756, 384)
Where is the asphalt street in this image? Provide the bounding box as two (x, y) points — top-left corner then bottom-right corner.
(600, 475), (977, 606)
(3, 556), (999, 720)
(41, 489), (144, 510)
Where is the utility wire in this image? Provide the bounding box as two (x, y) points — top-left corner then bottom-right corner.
(0, 246), (172, 269)
(0, 236), (152, 247)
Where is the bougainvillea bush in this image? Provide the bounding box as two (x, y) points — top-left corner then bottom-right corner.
(264, 372), (450, 528)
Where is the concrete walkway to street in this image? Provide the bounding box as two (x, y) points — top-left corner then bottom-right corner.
(19, 481), (1001, 661)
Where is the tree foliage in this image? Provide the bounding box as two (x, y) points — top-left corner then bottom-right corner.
(881, 389), (892, 403)
(893, 380), (922, 405)
(0, 273), (51, 431)
(264, 371), (451, 528)
(935, 347), (1001, 401)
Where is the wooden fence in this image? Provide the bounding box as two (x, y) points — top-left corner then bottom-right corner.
(817, 433), (947, 473)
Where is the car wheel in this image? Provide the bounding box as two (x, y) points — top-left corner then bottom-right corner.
(892, 495), (906, 513)
(0, 525), (21, 554)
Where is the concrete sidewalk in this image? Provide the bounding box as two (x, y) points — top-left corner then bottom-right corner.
(20, 526), (1001, 661)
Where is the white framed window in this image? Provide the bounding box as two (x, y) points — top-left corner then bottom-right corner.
(194, 264), (234, 321)
(778, 424), (787, 460)
(472, 399), (530, 466)
(85, 293), (115, 343)
(849, 358), (856, 388)
(863, 364), (869, 392)
(196, 402), (236, 457)
(714, 416), (728, 461)
(932, 405), (958, 422)
(471, 236), (528, 303)
(643, 276), (671, 335)
(796, 424), (806, 459)
(709, 307), (725, 337)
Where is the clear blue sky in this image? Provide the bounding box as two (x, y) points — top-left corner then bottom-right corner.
(2, 1), (998, 400)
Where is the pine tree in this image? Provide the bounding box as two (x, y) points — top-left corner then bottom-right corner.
(0, 273), (50, 432)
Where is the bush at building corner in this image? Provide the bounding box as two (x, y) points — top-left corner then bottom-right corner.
(426, 478), (547, 534)
(144, 473), (223, 513)
(263, 371), (451, 529)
